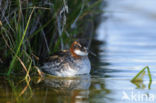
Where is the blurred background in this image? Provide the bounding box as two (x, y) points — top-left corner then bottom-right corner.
(0, 0), (156, 103)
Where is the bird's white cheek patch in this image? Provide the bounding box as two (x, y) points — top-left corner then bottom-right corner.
(74, 50), (88, 56)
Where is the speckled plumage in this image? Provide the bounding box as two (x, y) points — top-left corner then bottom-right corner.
(40, 50), (91, 77)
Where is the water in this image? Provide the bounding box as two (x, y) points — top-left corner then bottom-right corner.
(1, 0), (156, 103)
(95, 0), (156, 102)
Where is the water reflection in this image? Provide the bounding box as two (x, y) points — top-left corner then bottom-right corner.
(0, 75), (111, 103)
(32, 75), (109, 103)
(32, 75), (91, 103)
(41, 75), (91, 89)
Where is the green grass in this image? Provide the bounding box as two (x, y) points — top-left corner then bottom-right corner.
(8, 7), (35, 76)
(0, 0), (102, 76)
(131, 66), (152, 89)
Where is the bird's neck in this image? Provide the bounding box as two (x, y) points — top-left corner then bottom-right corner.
(70, 48), (81, 58)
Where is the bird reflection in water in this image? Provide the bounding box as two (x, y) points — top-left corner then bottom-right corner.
(36, 74), (91, 103)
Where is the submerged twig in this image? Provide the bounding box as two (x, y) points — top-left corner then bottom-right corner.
(19, 77), (31, 96)
(19, 60), (32, 96)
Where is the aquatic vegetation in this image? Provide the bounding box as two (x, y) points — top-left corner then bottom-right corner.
(131, 66), (152, 89)
(0, 0), (102, 76)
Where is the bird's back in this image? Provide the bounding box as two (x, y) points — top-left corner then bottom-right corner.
(40, 50), (74, 75)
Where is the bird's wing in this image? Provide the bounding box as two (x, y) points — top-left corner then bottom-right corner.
(40, 50), (70, 74)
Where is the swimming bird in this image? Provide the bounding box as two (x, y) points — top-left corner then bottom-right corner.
(40, 41), (91, 77)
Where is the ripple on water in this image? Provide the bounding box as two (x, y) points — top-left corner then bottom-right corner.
(94, 0), (156, 103)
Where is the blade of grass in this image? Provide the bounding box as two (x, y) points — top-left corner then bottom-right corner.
(7, 7), (35, 76)
(147, 66), (152, 89)
(131, 66), (152, 89)
(146, 66), (152, 81)
(131, 66), (147, 82)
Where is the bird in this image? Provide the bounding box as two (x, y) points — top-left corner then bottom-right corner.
(40, 41), (91, 77)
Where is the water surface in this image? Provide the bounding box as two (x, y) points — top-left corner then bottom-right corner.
(95, 0), (156, 102)
(1, 0), (156, 103)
